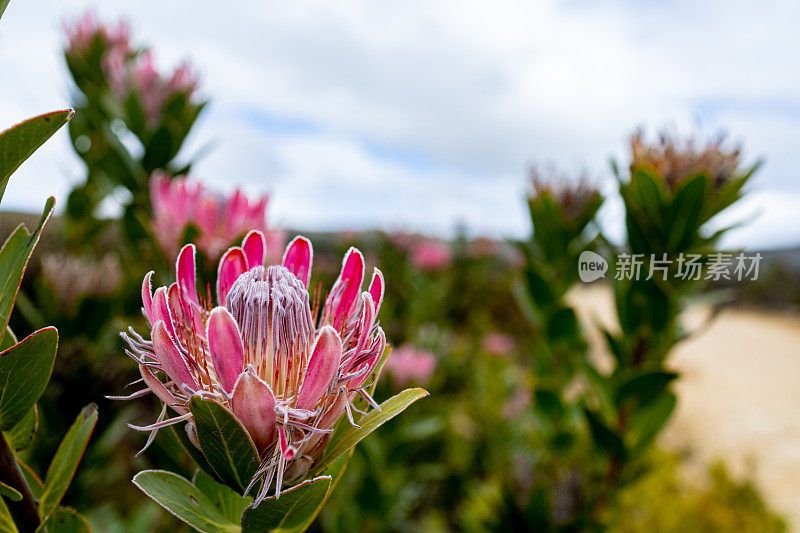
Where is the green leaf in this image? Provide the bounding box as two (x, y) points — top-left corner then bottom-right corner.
(133, 470), (243, 533)
(584, 408), (626, 461)
(3, 404), (37, 452)
(0, 0), (10, 22)
(0, 481), (21, 502)
(616, 371), (677, 409)
(189, 397), (259, 492)
(0, 198), (56, 346)
(280, 453), (353, 533)
(312, 388), (429, 475)
(0, 497), (18, 533)
(38, 507), (91, 533)
(0, 327), (15, 352)
(38, 404), (98, 520)
(240, 476), (331, 533)
(0, 110), (73, 200)
(665, 173), (707, 252)
(628, 390), (677, 455)
(17, 460), (43, 500)
(0, 327), (58, 431)
(192, 471), (250, 525)
(546, 307), (578, 342)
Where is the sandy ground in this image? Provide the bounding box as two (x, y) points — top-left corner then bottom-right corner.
(571, 285), (800, 529)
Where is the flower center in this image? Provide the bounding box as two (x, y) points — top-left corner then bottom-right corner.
(225, 265), (314, 395)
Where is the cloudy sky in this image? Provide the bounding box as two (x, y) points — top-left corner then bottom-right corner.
(1, 0), (798, 248)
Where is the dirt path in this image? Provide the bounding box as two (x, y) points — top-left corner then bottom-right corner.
(571, 286), (800, 529)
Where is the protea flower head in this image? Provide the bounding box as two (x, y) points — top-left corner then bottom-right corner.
(64, 12), (130, 56)
(150, 173), (285, 262)
(118, 231), (386, 503)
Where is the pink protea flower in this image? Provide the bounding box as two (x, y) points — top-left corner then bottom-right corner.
(118, 231), (386, 502)
(64, 12), (130, 56)
(482, 332), (515, 356)
(410, 240), (452, 271)
(150, 173), (284, 262)
(385, 345), (436, 387)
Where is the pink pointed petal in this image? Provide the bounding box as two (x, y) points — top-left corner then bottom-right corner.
(176, 244), (199, 305)
(281, 236), (313, 286)
(139, 364), (188, 415)
(142, 271), (154, 323)
(352, 293), (376, 356)
(216, 247), (247, 304)
(207, 307), (245, 393)
(152, 287), (175, 338)
(330, 248), (365, 329)
(368, 268), (385, 315)
(242, 230), (266, 269)
(352, 328), (386, 389)
(297, 326), (342, 410)
(168, 283), (204, 337)
(152, 320), (198, 391)
(231, 370), (277, 451)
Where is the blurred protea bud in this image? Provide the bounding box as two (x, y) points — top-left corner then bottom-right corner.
(108, 50), (200, 126)
(410, 239), (452, 271)
(629, 130), (742, 191)
(481, 332), (515, 356)
(42, 252), (122, 312)
(529, 166), (602, 224)
(385, 345), (436, 387)
(150, 173), (285, 262)
(64, 12), (130, 57)
(118, 231), (389, 502)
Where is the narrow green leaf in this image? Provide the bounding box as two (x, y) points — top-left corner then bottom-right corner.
(189, 397), (259, 492)
(0, 481), (21, 502)
(0, 0), (10, 22)
(0, 198), (56, 346)
(0, 497), (18, 533)
(0, 110), (73, 199)
(133, 470), (243, 533)
(38, 507), (90, 533)
(2, 404), (37, 452)
(38, 404), (98, 520)
(312, 388), (428, 475)
(17, 460), (43, 500)
(240, 476), (331, 533)
(0, 327), (58, 430)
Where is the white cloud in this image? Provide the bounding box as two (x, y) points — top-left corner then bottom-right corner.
(0, 0), (798, 246)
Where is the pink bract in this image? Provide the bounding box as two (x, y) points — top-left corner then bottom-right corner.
(120, 231), (387, 502)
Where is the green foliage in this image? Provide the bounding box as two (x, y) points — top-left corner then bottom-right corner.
(0, 328), (57, 431)
(133, 470), (244, 533)
(607, 452), (785, 533)
(39, 404), (98, 520)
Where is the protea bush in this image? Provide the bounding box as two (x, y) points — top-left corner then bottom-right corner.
(116, 231), (427, 530)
